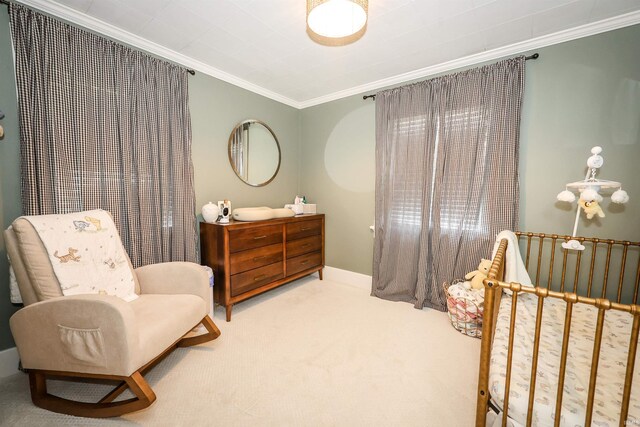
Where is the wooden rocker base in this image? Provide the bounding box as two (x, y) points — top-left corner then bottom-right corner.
(27, 315), (220, 418)
(178, 315), (221, 347)
(29, 370), (156, 418)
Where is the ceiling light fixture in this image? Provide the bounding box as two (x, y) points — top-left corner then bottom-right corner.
(306, 0), (368, 46)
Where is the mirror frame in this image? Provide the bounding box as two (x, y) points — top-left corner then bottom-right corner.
(227, 119), (281, 187)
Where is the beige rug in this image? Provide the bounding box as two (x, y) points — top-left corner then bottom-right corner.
(0, 276), (480, 426)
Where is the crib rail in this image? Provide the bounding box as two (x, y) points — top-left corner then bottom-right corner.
(476, 234), (640, 427)
(515, 232), (640, 303)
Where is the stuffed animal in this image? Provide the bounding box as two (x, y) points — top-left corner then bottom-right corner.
(579, 199), (605, 219)
(465, 259), (492, 290)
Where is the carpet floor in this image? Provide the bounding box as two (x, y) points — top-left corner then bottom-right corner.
(0, 276), (480, 426)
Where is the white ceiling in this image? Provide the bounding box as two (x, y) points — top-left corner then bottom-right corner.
(19, 0), (640, 108)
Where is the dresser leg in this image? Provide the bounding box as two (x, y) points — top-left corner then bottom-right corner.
(319, 268), (323, 280)
(225, 304), (233, 322)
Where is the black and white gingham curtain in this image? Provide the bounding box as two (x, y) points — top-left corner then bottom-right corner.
(372, 57), (524, 310)
(9, 4), (198, 267)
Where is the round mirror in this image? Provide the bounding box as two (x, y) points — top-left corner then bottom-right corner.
(228, 119), (281, 187)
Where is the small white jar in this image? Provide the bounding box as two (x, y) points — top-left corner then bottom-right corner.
(202, 202), (220, 223)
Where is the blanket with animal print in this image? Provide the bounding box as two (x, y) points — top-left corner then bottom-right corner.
(22, 209), (138, 302)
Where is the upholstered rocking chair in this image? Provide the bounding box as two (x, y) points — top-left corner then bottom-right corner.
(5, 211), (221, 418)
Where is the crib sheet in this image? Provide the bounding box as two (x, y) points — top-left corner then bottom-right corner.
(489, 293), (640, 426)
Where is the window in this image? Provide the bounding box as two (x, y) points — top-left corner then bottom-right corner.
(389, 106), (486, 234)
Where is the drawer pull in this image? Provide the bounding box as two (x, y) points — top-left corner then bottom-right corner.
(253, 256), (265, 262)
(300, 260), (309, 265)
(254, 274), (267, 281)
(301, 227), (310, 231)
(253, 235), (267, 240)
(301, 243), (311, 248)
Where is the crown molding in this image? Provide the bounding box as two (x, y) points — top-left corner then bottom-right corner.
(297, 10), (640, 109)
(11, 1), (640, 110)
(14, 0), (302, 109)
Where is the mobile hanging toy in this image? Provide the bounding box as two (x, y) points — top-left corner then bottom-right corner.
(556, 146), (629, 251)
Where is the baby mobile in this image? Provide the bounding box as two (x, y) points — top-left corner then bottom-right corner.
(556, 146), (630, 251)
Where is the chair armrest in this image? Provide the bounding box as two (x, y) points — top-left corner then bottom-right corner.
(135, 262), (210, 304)
(10, 295), (139, 376)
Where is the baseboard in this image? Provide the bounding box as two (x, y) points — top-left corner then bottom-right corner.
(0, 347), (20, 378)
(314, 266), (372, 291)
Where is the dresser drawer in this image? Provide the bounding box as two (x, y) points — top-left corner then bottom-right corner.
(286, 235), (322, 259)
(230, 243), (283, 275)
(231, 262), (284, 297)
(286, 219), (322, 241)
(287, 251), (322, 277)
(229, 224), (282, 253)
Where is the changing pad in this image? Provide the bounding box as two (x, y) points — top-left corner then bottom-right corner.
(232, 207), (295, 222)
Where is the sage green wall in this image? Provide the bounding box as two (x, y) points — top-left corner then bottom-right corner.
(0, 10), (22, 352)
(190, 75), (299, 212)
(300, 24), (640, 276)
(0, 14), (299, 351)
(518, 25), (640, 240)
(300, 100), (376, 276)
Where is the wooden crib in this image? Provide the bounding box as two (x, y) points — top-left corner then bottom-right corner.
(476, 232), (640, 427)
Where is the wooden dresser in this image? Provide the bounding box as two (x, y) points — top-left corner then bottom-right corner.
(200, 214), (324, 321)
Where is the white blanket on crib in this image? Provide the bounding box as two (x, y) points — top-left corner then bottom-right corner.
(491, 230), (532, 286)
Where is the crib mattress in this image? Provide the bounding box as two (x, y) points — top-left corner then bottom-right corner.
(489, 293), (640, 426)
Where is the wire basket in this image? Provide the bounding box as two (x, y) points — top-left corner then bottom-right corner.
(443, 280), (484, 339)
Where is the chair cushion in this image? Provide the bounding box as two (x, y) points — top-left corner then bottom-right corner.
(4, 227), (39, 306)
(12, 218), (64, 301)
(130, 294), (207, 367)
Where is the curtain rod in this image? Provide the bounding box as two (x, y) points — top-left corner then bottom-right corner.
(363, 53), (540, 100)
